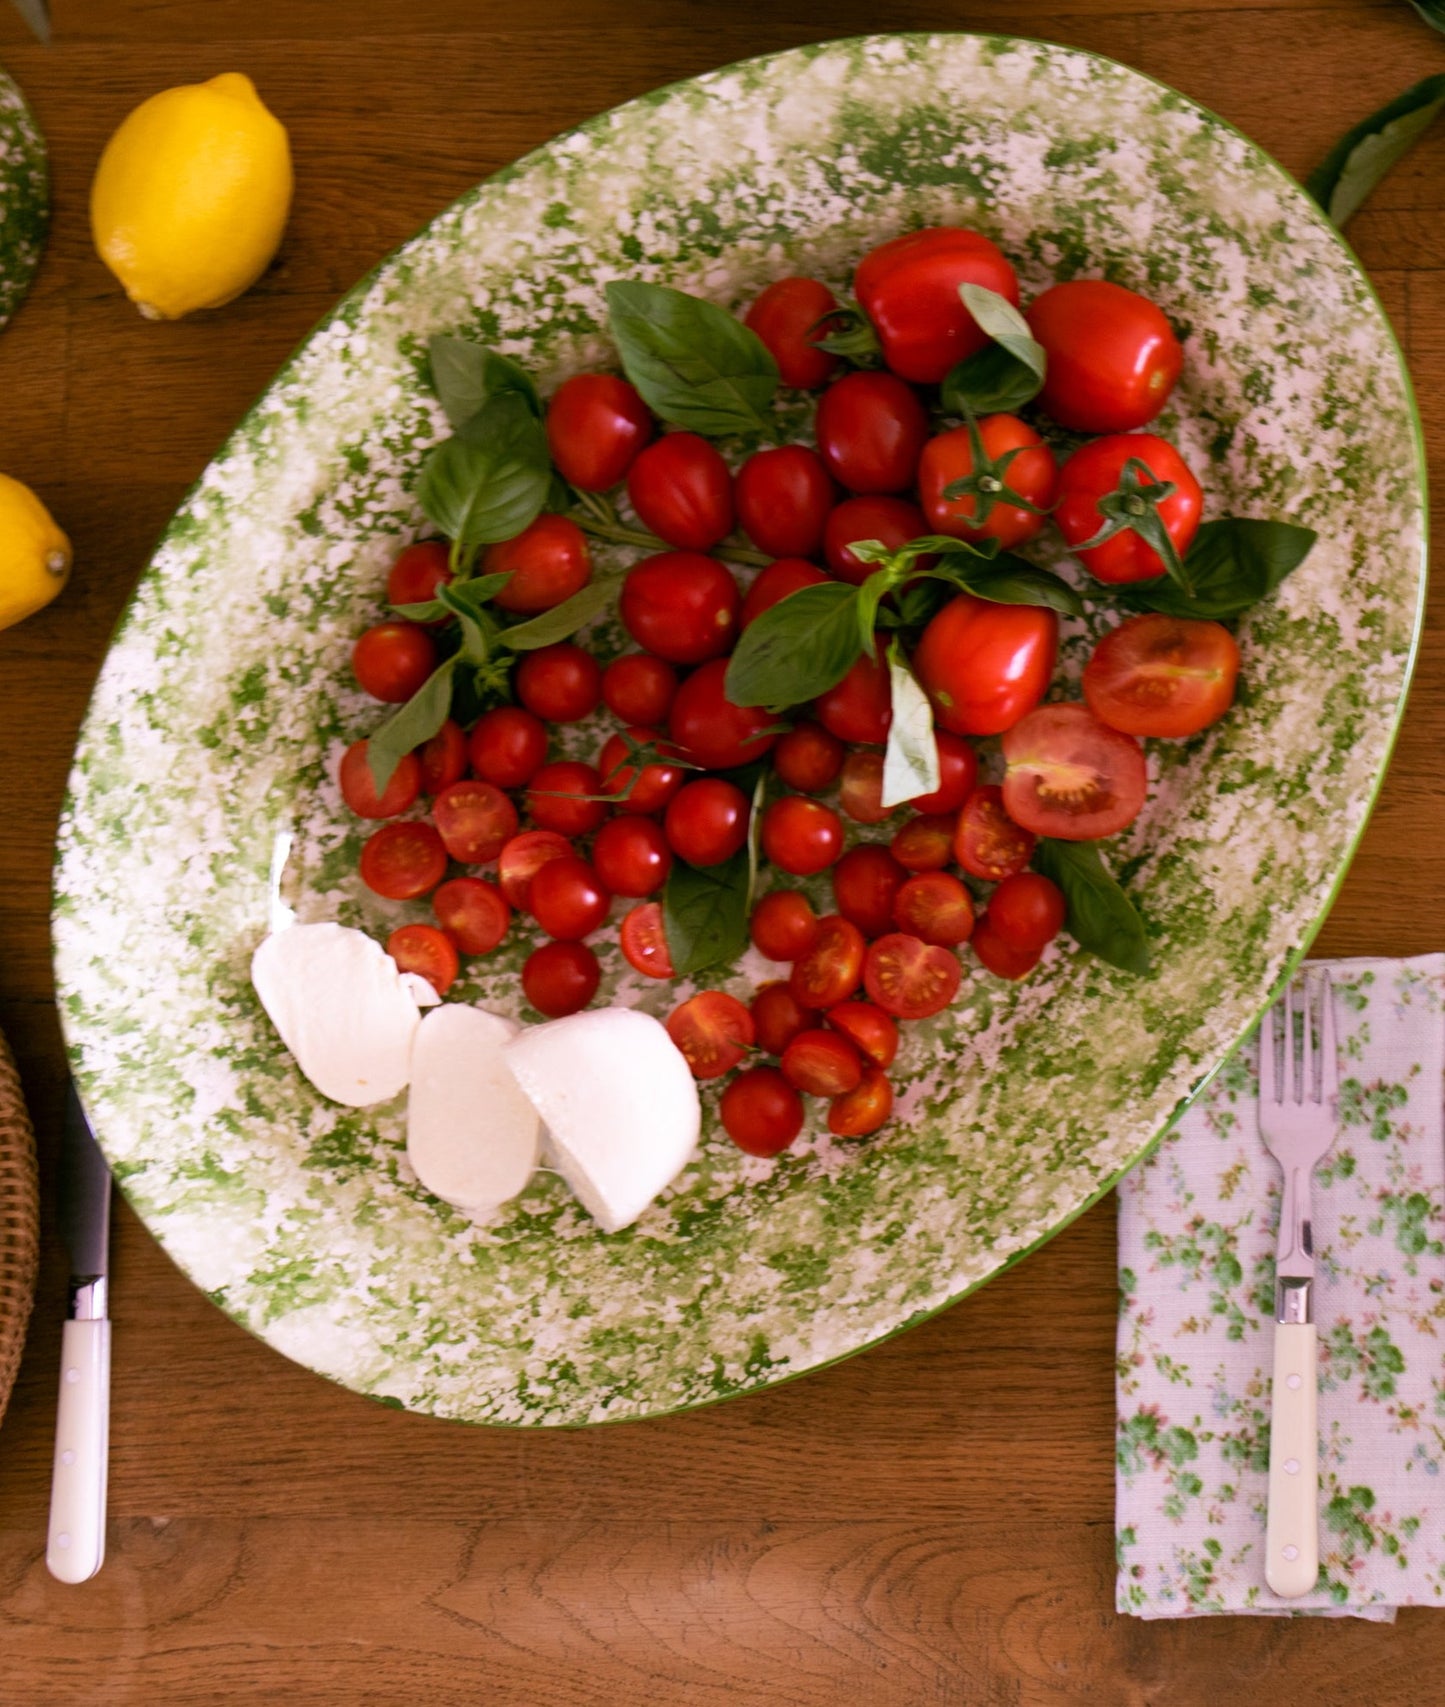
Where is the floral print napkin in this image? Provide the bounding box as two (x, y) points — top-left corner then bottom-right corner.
(1116, 956), (1445, 1618)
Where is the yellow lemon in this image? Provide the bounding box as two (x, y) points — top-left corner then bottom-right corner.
(0, 474), (70, 632)
(90, 72), (292, 321)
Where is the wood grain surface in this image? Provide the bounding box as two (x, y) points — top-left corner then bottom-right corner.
(1, 3), (1442, 1701)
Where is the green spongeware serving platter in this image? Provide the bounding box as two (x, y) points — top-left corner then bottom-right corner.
(0, 64), (46, 330)
(54, 35), (1425, 1426)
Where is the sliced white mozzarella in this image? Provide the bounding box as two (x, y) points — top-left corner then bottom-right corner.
(503, 1008), (700, 1234)
(406, 1005), (540, 1212)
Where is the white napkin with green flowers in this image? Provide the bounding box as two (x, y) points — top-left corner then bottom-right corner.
(1116, 955), (1445, 1618)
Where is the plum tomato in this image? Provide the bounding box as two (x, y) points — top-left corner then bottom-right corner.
(954, 785), (1036, 882)
(524, 761), (608, 837)
(352, 620), (436, 703)
(487, 514), (591, 614)
(667, 990), (756, 1080)
(419, 718), (468, 794)
(523, 940), (601, 1016)
(514, 642), (602, 723)
(760, 796), (843, 877)
(751, 981), (816, 1056)
(814, 645), (892, 744)
(970, 914), (1043, 981)
(720, 1066), (804, 1156)
(601, 651), (678, 726)
(912, 594), (1057, 737)
(750, 889), (820, 962)
(598, 726), (685, 816)
(863, 932), (961, 1019)
(619, 550), (740, 665)
(529, 855), (611, 940)
(1000, 703), (1148, 841)
(432, 779), (519, 864)
(854, 225), (1020, 384)
(814, 370), (929, 494)
(838, 749), (891, 825)
(893, 872), (975, 948)
(743, 276), (842, 390)
(433, 875), (511, 955)
(497, 828), (572, 908)
(789, 914), (866, 1008)
(620, 901), (676, 979)
(908, 730), (979, 814)
(823, 494), (929, 585)
(735, 445), (836, 559)
(667, 657), (780, 770)
(359, 820), (448, 900)
(827, 1065), (894, 1138)
(772, 719), (844, 793)
(591, 815), (672, 897)
(468, 705), (548, 789)
(889, 813), (956, 873)
(386, 923), (459, 997)
(386, 541), (452, 618)
(781, 1027), (863, 1097)
(626, 432), (734, 551)
(740, 558), (829, 629)
(1082, 613), (1240, 739)
(1055, 433), (1203, 585)
(663, 777), (750, 867)
(832, 844), (908, 938)
(545, 372), (653, 491)
(917, 416), (1057, 549)
(339, 740), (421, 819)
(1027, 280), (1183, 434)
(825, 1001), (899, 1069)
(987, 873), (1066, 955)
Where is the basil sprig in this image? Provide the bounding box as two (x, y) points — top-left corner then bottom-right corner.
(942, 284), (1046, 415)
(492, 577), (619, 651)
(428, 334), (541, 430)
(662, 768), (767, 976)
(1118, 519), (1315, 622)
(1033, 840), (1151, 976)
(365, 658), (458, 794)
(1306, 73), (1445, 229)
(880, 642), (939, 808)
(416, 392), (551, 550)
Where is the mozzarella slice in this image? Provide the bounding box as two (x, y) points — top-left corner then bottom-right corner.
(406, 1005), (540, 1211)
(250, 921), (424, 1106)
(504, 1008), (700, 1233)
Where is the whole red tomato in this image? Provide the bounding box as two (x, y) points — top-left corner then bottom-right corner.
(912, 594), (1057, 737)
(1027, 280), (1183, 434)
(743, 276), (842, 390)
(823, 495), (928, 585)
(735, 445), (836, 559)
(740, 558), (829, 629)
(813, 645), (892, 744)
(486, 515), (591, 614)
(1054, 433), (1203, 585)
(917, 415), (1057, 549)
(352, 621), (435, 703)
(626, 432), (734, 550)
(667, 658), (780, 770)
(854, 226), (1020, 383)
(814, 371), (928, 495)
(386, 541), (452, 617)
(619, 551), (740, 665)
(545, 373), (653, 490)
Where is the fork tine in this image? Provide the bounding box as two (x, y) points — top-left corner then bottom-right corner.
(1297, 976), (1312, 1105)
(1319, 971), (1339, 1101)
(1260, 995), (1278, 1104)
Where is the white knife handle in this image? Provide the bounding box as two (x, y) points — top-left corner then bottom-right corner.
(1265, 1320), (1318, 1598)
(46, 1318), (110, 1584)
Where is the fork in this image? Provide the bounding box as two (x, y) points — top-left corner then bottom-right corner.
(1258, 971), (1339, 1598)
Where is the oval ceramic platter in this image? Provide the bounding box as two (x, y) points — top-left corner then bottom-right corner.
(0, 64), (47, 329)
(54, 35), (1424, 1426)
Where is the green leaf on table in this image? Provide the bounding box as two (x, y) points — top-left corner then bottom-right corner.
(1118, 519), (1315, 621)
(881, 645), (939, 809)
(390, 570), (513, 626)
(1033, 840), (1151, 975)
(1409, 2), (1445, 34)
(428, 335), (541, 430)
(416, 393), (552, 547)
(926, 552), (1085, 617)
(605, 280), (779, 439)
(662, 849), (753, 977)
(941, 284), (1047, 414)
(494, 576), (619, 650)
(365, 657), (458, 795)
(1305, 73), (1445, 228)
(723, 580), (863, 708)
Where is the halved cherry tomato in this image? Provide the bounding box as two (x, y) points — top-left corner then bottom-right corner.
(751, 982), (816, 1056)
(913, 594), (1057, 737)
(667, 990), (756, 1080)
(487, 515), (592, 614)
(782, 1027), (863, 1096)
(619, 551), (741, 665)
(1000, 703), (1148, 841)
(854, 225), (1020, 384)
(667, 658), (780, 771)
(814, 645), (892, 744)
(720, 1066), (804, 1156)
(359, 821), (448, 900)
(832, 844), (907, 938)
(908, 731), (979, 814)
(750, 889), (820, 962)
(523, 940), (601, 1016)
(627, 433), (734, 551)
(514, 642), (602, 723)
(386, 541), (452, 617)
(954, 785), (1035, 882)
(1027, 280), (1183, 434)
(497, 829), (572, 908)
(790, 914), (866, 1008)
(735, 445), (836, 559)
(772, 720), (844, 794)
(823, 495), (929, 585)
(760, 796), (843, 877)
(352, 621), (436, 703)
(663, 778), (749, 867)
(545, 373), (653, 491)
(468, 706), (547, 789)
(917, 416), (1056, 549)
(838, 749), (891, 825)
(419, 718), (468, 793)
(602, 652), (678, 726)
(432, 779), (518, 864)
(339, 740), (421, 819)
(598, 726), (685, 816)
(525, 761), (607, 836)
(814, 370), (929, 494)
(863, 933), (961, 1019)
(827, 1066), (894, 1138)
(825, 1001), (899, 1069)
(893, 872), (975, 947)
(744, 276), (842, 390)
(971, 913), (1043, 980)
(386, 923), (459, 997)
(620, 901), (676, 979)
(889, 813), (956, 873)
(433, 875), (511, 955)
(1054, 433), (1203, 585)
(987, 873), (1066, 954)
(1082, 614), (1240, 739)
(591, 815), (671, 897)
(740, 558), (829, 629)
(530, 856), (611, 940)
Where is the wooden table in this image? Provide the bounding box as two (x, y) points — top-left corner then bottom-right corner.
(0, 3), (1441, 1700)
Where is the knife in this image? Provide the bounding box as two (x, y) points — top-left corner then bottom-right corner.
(9, 0), (51, 44)
(46, 1081), (111, 1584)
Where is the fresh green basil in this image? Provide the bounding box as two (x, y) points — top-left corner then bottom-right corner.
(941, 283), (1046, 414)
(495, 576), (619, 651)
(393, 570), (514, 626)
(810, 305), (882, 363)
(364, 657), (457, 795)
(926, 552), (1085, 617)
(1119, 519), (1315, 621)
(605, 280), (779, 439)
(1033, 840), (1151, 976)
(417, 393), (551, 547)
(1306, 74), (1445, 228)
(881, 645), (939, 808)
(662, 848), (753, 977)
(428, 335), (541, 430)
(1410, 1), (1445, 33)
(723, 580), (862, 708)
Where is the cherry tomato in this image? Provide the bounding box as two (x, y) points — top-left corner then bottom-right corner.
(740, 558), (829, 629)
(720, 1067), (804, 1156)
(889, 813), (956, 873)
(1055, 433), (1203, 584)
(627, 433), (734, 551)
(744, 276), (842, 389)
(530, 856), (611, 940)
(667, 658), (781, 770)
(386, 541), (452, 618)
(591, 815), (672, 897)
(546, 372), (653, 491)
(1082, 614), (1240, 739)
(917, 416), (1057, 549)
(825, 1001), (899, 1069)
(667, 990), (755, 1080)
(386, 923), (459, 997)
(359, 821), (448, 900)
(1027, 279), (1183, 434)
(814, 370), (929, 494)
(487, 515), (592, 614)
(827, 1066), (894, 1138)
(814, 646), (892, 744)
(987, 873), (1066, 954)
(663, 777), (750, 867)
(773, 720), (844, 794)
(971, 913), (1043, 981)
(831, 845), (907, 938)
(419, 718), (468, 794)
(597, 726), (685, 816)
(468, 706), (548, 789)
(514, 642), (602, 723)
(781, 1027), (863, 1097)
(838, 750), (891, 825)
(750, 889), (820, 962)
(525, 761), (607, 836)
(954, 785), (1035, 882)
(751, 982), (817, 1056)
(352, 621), (436, 703)
(854, 226), (1020, 382)
(619, 551), (741, 665)
(601, 652), (678, 726)
(432, 779), (519, 864)
(339, 740), (421, 819)
(790, 914), (866, 1008)
(760, 797), (843, 877)
(497, 828), (572, 908)
(735, 445), (836, 559)
(1001, 703), (1149, 841)
(863, 933), (961, 1019)
(893, 872), (975, 947)
(433, 875), (511, 955)
(907, 731), (979, 815)
(823, 495), (930, 585)
(912, 594), (1057, 737)
(620, 901), (676, 979)
(523, 940), (601, 1016)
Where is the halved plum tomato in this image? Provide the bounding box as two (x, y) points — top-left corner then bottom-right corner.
(917, 415), (1057, 550)
(1001, 703), (1148, 841)
(419, 718), (468, 794)
(825, 1000), (899, 1069)
(1054, 433), (1203, 585)
(863, 933), (962, 1020)
(789, 914), (866, 1009)
(832, 844), (907, 939)
(497, 829), (572, 908)
(667, 658), (780, 771)
(619, 551), (740, 665)
(912, 593), (1057, 737)
(523, 940), (601, 1017)
(750, 889), (820, 962)
(781, 1027), (863, 1097)
(666, 990), (756, 1081)
(827, 1065), (894, 1138)
(892, 872), (975, 948)
(743, 276), (842, 390)
(359, 821), (448, 900)
(751, 981), (817, 1056)
(486, 514), (592, 614)
(545, 372), (653, 492)
(954, 785), (1035, 882)
(620, 901), (676, 980)
(854, 225), (1020, 384)
(432, 779), (519, 864)
(740, 558), (829, 629)
(339, 740), (421, 819)
(1082, 614), (1240, 739)
(971, 914), (1043, 981)
(1026, 280), (1183, 435)
(433, 875), (511, 956)
(386, 923), (460, 997)
(986, 872), (1066, 955)
(719, 1066), (804, 1156)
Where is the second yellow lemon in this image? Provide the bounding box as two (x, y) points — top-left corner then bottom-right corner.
(91, 73), (292, 321)
(0, 474), (70, 633)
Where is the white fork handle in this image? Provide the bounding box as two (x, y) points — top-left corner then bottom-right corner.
(46, 1318), (110, 1584)
(1265, 1321), (1318, 1598)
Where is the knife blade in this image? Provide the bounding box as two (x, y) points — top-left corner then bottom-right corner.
(9, 0), (51, 44)
(46, 1081), (111, 1584)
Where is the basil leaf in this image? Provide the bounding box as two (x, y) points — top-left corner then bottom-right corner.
(428, 335), (541, 430)
(1410, 1), (1445, 33)
(495, 576), (618, 651)
(723, 580), (862, 708)
(605, 280), (778, 439)
(1119, 519), (1315, 621)
(436, 583), (498, 665)
(662, 849), (752, 977)
(365, 657), (457, 795)
(849, 533), (999, 569)
(1033, 840), (1151, 976)
(417, 393), (551, 547)
(1306, 74), (1445, 228)
(942, 284), (1046, 414)
(881, 647), (939, 808)
(927, 553), (1085, 617)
